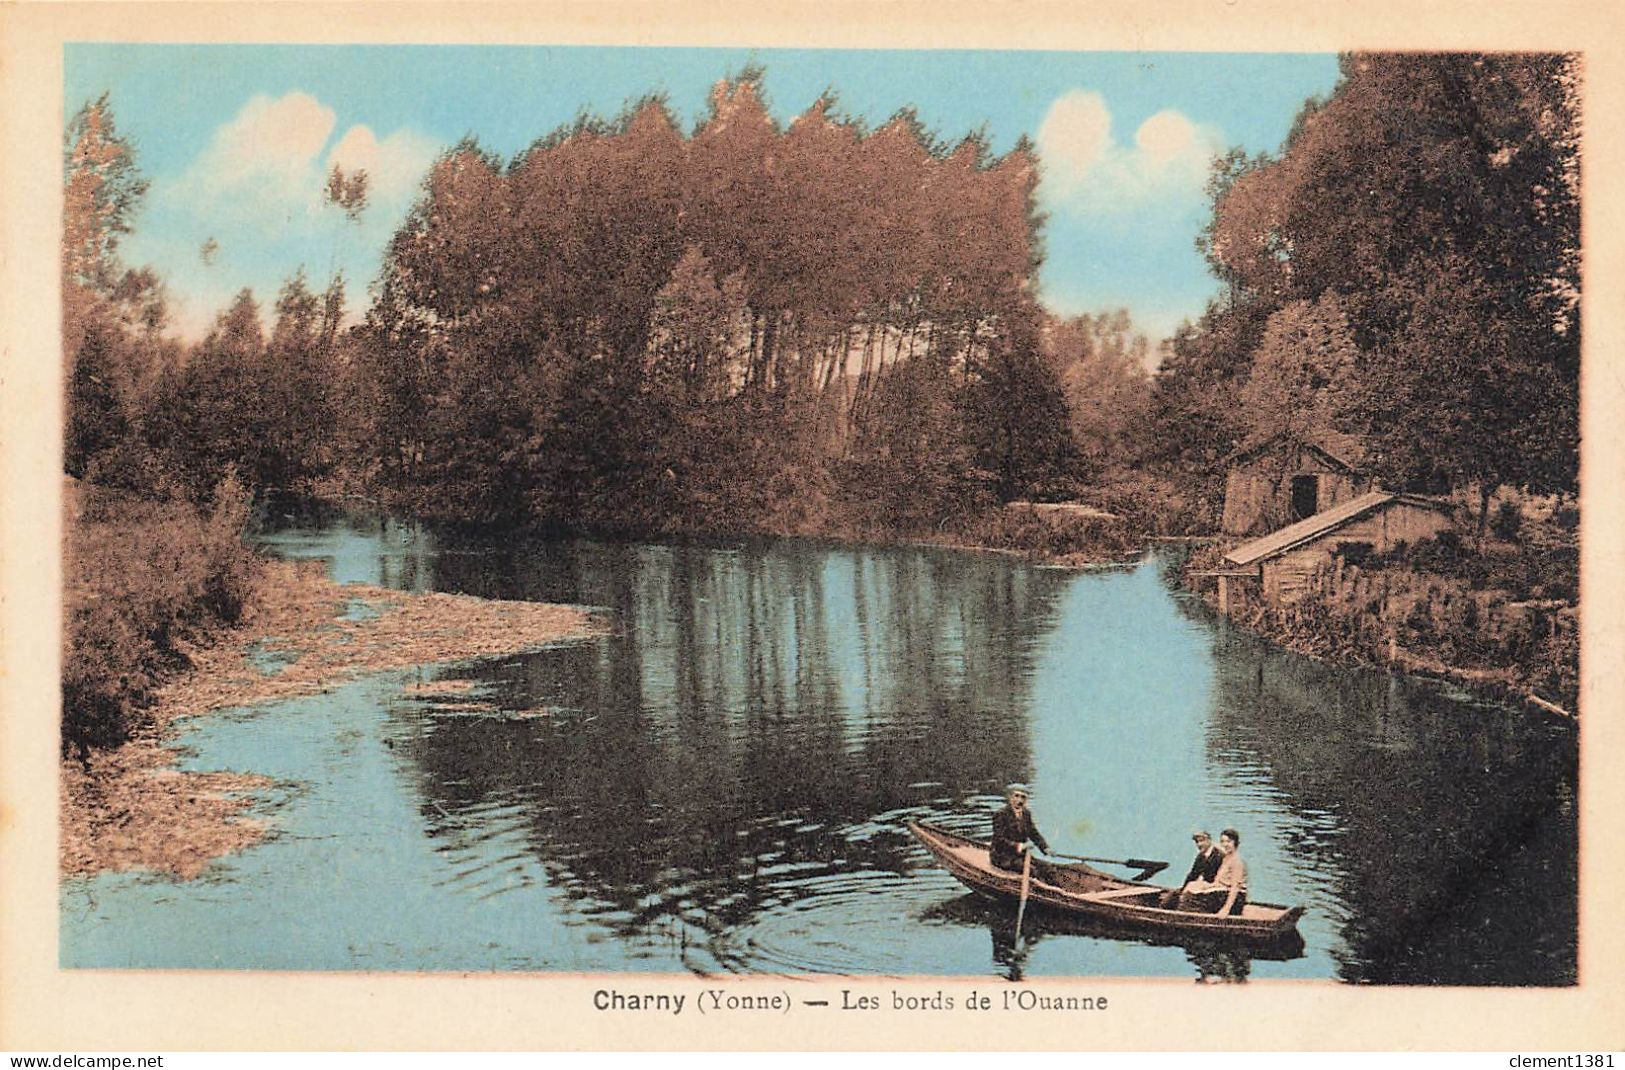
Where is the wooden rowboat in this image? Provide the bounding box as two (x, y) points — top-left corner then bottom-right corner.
(909, 820), (1305, 942)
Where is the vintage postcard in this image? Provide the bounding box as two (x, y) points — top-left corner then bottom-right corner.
(3, 0), (1623, 1053)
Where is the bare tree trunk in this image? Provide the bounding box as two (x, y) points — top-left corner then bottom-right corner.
(962, 318), (980, 383)
(746, 312), (761, 391)
(761, 310), (780, 393)
(1477, 481), (1495, 544)
(856, 323), (877, 409)
(820, 331), (841, 392)
(847, 324), (879, 448)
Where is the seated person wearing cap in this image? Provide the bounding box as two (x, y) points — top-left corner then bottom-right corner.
(1162, 830), (1224, 909)
(1181, 828), (1249, 915)
(990, 784), (1051, 875)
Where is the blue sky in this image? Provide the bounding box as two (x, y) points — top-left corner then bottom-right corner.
(66, 45), (1341, 346)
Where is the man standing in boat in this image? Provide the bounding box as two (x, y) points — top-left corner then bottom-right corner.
(991, 784), (1051, 874)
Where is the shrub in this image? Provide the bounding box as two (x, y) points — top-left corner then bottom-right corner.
(199, 477), (259, 622)
(1093, 470), (1212, 536)
(966, 504), (1142, 560)
(61, 480), (262, 760)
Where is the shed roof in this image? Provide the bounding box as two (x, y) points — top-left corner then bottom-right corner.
(1223, 490), (1453, 567)
(1220, 433), (1365, 474)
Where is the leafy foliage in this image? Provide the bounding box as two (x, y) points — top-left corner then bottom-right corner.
(1193, 53), (1580, 503)
(359, 77), (1076, 533)
(63, 479), (261, 760)
(1049, 310), (1153, 467)
(1238, 293), (1360, 449)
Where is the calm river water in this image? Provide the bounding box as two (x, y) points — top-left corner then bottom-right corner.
(61, 519), (1577, 983)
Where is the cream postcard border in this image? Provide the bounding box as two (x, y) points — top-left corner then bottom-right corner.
(3, 0), (1623, 1051)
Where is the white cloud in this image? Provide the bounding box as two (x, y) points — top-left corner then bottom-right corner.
(1035, 91), (1222, 214)
(1036, 90), (1114, 184)
(326, 124), (440, 206)
(130, 91), (441, 339)
(177, 92), (336, 214)
(172, 91), (437, 224)
(1134, 109), (1201, 170)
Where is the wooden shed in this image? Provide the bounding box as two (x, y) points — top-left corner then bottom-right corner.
(1221, 435), (1371, 537)
(1218, 491), (1456, 609)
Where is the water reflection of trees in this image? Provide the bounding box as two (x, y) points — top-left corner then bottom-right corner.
(391, 539), (1071, 953)
(1206, 627), (1577, 985)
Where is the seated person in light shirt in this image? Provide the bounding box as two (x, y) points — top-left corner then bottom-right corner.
(1182, 828), (1248, 915)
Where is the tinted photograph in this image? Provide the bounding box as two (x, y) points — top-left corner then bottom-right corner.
(57, 44), (1579, 986)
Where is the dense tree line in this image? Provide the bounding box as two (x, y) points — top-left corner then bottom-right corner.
(1152, 53), (1581, 530)
(60, 76), (1165, 543)
(65, 53), (1581, 542)
(65, 97), (352, 508)
(58, 56), (1583, 751)
(351, 74), (1079, 534)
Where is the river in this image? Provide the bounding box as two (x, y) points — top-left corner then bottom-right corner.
(60, 517), (1577, 983)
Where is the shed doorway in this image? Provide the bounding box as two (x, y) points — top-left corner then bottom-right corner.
(1291, 474), (1319, 520)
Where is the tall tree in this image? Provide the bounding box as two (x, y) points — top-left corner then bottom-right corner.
(1203, 53), (1580, 505)
(1148, 298), (1268, 470)
(959, 312), (1079, 503)
(1050, 310), (1153, 466)
(262, 271), (339, 495)
(360, 70), (1057, 536)
(1237, 293), (1360, 450)
(63, 94), (149, 297)
(62, 95), (169, 483)
(149, 290), (274, 500)
(846, 357), (980, 529)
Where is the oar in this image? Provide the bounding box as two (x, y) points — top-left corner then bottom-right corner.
(1014, 849), (1033, 939)
(1044, 849), (1169, 880)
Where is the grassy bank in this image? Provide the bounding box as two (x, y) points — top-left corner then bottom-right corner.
(63, 477), (263, 761)
(61, 552), (605, 879)
(1186, 528), (1580, 717)
(940, 471), (1210, 565)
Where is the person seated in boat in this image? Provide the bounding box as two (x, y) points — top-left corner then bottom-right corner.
(1161, 830), (1224, 908)
(1181, 828), (1248, 915)
(990, 784), (1052, 877)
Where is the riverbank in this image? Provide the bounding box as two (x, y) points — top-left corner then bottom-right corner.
(61, 557), (605, 879)
(1184, 539), (1579, 721)
(396, 467), (1185, 573)
(57, 520), (1578, 984)
(1224, 600), (1571, 719)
